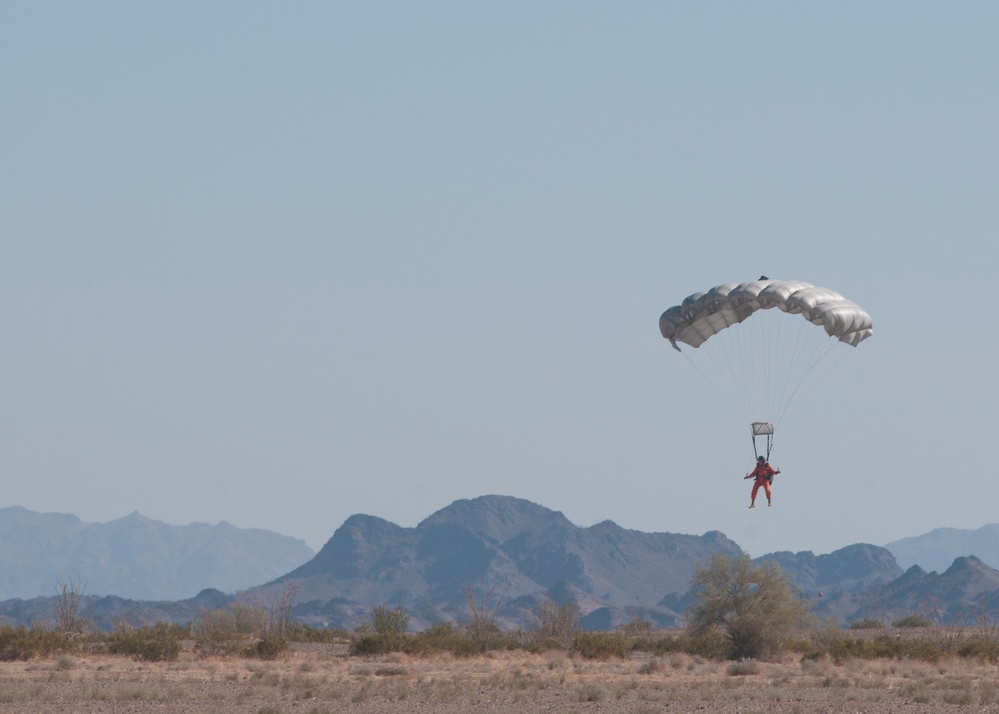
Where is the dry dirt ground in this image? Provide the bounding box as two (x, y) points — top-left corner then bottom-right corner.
(0, 644), (998, 713)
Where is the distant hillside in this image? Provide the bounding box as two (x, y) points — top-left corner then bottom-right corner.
(885, 524), (999, 573)
(814, 556), (999, 625)
(253, 495), (744, 630)
(0, 588), (236, 632)
(0, 507), (315, 600)
(759, 544), (903, 596)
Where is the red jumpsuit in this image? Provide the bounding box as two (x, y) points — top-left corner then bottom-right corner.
(749, 462), (777, 503)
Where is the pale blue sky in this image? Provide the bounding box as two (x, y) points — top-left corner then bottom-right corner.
(2, 3), (996, 557)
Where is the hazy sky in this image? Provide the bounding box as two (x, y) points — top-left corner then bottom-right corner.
(3, 3), (996, 557)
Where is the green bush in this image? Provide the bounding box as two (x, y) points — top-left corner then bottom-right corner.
(686, 553), (810, 660)
(0, 625), (74, 661)
(351, 633), (401, 655)
(371, 606), (409, 637)
(957, 637), (999, 662)
(247, 636), (288, 660)
(892, 614), (933, 628)
(575, 631), (631, 659)
(647, 636), (684, 655)
(349, 605), (411, 655)
(816, 634), (943, 664)
(649, 631), (729, 659)
(896, 638), (943, 663)
(287, 623), (351, 643)
(107, 623), (182, 662)
(413, 623), (480, 656)
(617, 617), (655, 639)
(850, 617), (886, 629)
(190, 609), (246, 656)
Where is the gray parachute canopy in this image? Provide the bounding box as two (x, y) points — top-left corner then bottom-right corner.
(659, 278), (873, 351)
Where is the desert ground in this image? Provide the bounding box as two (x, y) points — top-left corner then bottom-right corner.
(0, 643), (997, 714)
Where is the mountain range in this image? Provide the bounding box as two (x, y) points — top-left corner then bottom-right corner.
(255, 495), (744, 630)
(0, 506), (314, 601)
(885, 524), (999, 573)
(246, 496), (999, 629)
(2, 496), (999, 631)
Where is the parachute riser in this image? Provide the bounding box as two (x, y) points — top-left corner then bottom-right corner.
(751, 421), (774, 462)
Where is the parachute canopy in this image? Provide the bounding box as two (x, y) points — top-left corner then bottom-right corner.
(659, 278), (873, 352)
(659, 278), (873, 440)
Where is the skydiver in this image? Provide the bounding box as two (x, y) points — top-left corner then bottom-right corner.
(744, 455), (779, 508)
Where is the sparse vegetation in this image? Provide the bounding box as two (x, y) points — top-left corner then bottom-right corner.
(186, 583), (299, 658)
(371, 605), (410, 638)
(0, 613), (996, 713)
(0, 587), (993, 680)
(106, 622), (183, 662)
(574, 631), (632, 659)
(0, 625), (74, 661)
(725, 658), (762, 676)
(351, 605), (411, 655)
(0, 648), (986, 712)
(463, 582), (505, 651)
(527, 598), (581, 653)
(893, 613), (934, 628)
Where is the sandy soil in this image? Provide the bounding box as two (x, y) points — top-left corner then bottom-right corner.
(0, 643), (997, 713)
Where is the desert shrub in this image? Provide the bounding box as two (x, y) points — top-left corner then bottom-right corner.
(686, 552), (810, 660)
(54, 576), (88, 635)
(817, 634), (943, 664)
(637, 658), (660, 674)
(617, 616), (656, 639)
(414, 623), (479, 656)
(522, 598), (581, 653)
(575, 683), (608, 702)
(893, 614), (933, 628)
(239, 583), (299, 642)
(371, 606), (409, 638)
(648, 635), (684, 655)
(0, 625), (74, 661)
(287, 623), (351, 643)
(957, 637), (999, 662)
(464, 583), (505, 651)
(349, 605), (410, 655)
(896, 638), (943, 662)
(850, 617), (886, 629)
(190, 609), (246, 656)
(649, 631), (729, 659)
(107, 623), (182, 662)
(229, 601), (269, 634)
(247, 636), (288, 660)
(822, 636), (879, 663)
(189, 584), (298, 657)
(575, 631), (631, 659)
(726, 658), (762, 676)
(351, 634), (403, 655)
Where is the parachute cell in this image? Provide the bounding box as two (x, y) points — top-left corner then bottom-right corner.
(660, 279), (873, 352)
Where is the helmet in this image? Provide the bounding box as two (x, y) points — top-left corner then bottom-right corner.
(757, 456), (766, 463)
